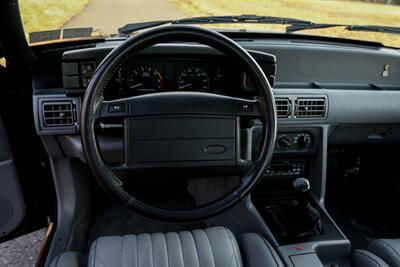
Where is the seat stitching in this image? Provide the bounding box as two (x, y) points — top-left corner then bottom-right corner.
(93, 239), (98, 267)
(163, 234), (170, 267)
(150, 234), (154, 267)
(120, 236), (123, 267)
(353, 250), (387, 267)
(136, 236), (139, 267)
(93, 239), (114, 267)
(377, 240), (400, 260)
(225, 253), (236, 267)
(177, 232), (186, 266)
(190, 231), (201, 267)
(223, 228), (240, 267)
(204, 230), (216, 267)
(53, 254), (61, 267)
(256, 233), (281, 267)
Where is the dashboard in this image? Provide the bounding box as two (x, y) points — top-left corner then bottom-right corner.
(29, 33), (400, 207)
(32, 36), (400, 137)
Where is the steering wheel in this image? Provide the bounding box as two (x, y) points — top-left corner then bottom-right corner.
(81, 25), (277, 222)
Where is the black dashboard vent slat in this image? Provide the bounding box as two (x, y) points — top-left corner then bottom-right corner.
(295, 98), (326, 118)
(275, 98), (291, 118)
(42, 101), (76, 127)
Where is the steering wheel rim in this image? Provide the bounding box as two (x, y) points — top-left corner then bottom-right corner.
(81, 25), (277, 222)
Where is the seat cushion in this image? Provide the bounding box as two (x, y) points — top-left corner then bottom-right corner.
(88, 226), (243, 267)
(368, 239), (400, 267)
(50, 226), (284, 267)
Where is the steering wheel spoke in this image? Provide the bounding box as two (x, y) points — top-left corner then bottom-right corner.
(98, 92), (261, 118)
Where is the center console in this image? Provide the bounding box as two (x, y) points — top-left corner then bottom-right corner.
(252, 127), (351, 267)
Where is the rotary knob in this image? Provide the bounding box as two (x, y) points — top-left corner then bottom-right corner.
(277, 135), (291, 149)
(297, 134), (312, 149)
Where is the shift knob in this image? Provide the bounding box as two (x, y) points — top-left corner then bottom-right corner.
(293, 178), (310, 193)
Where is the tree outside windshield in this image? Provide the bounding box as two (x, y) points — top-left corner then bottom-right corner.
(19, 0), (400, 47)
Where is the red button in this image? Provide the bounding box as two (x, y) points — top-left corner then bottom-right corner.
(296, 245), (302, 251)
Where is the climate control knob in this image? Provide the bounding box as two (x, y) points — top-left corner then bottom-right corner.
(277, 135), (291, 149)
(297, 134), (312, 149)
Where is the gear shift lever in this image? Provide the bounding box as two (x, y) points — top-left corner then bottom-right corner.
(293, 177), (310, 192)
(272, 178), (322, 239)
(293, 178), (311, 208)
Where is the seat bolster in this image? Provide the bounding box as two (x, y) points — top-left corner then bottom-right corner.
(351, 250), (389, 267)
(368, 239), (400, 267)
(50, 251), (86, 267)
(237, 233), (284, 267)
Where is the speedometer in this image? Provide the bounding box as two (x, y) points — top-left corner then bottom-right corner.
(128, 65), (163, 94)
(178, 67), (210, 92)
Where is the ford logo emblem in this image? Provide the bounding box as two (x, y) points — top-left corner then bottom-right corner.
(205, 145), (227, 155)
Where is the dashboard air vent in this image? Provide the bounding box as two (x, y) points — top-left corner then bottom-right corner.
(42, 101), (76, 127)
(275, 98), (291, 118)
(295, 98), (326, 118)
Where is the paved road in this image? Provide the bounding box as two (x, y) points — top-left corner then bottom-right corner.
(64, 0), (187, 35)
(0, 228), (45, 267)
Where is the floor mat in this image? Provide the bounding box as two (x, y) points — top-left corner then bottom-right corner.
(87, 199), (205, 247)
(326, 145), (400, 249)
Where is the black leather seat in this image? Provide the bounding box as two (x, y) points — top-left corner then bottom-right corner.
(50, 226), (284, 267)
(368, 239), (400, 267)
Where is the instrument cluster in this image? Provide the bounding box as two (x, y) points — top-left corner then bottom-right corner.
(104, 57), (237, 100)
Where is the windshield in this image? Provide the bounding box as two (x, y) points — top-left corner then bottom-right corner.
(19, 0), (400, 47)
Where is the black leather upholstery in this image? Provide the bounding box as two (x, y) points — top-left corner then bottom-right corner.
(351, 250), (390, 267)
(368, 239), (400, 267)
(50, 227), (284, 267)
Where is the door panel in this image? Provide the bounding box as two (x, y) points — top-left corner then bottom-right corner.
(0, 115), (26, 237)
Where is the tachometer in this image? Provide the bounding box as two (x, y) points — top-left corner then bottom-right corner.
(128, 65), (163, 94)
(178, 67), (209, 92)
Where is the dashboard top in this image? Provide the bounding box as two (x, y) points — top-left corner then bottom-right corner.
(32, 36), (400, 94)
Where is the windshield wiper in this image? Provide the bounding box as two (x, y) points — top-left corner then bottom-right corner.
(118, 20), (172, 35)
(118, 14), (313, 35)
(286, 23), (400, 35)
(286, 23), (344, 33)
(172, 14), (312, 25)
(346, 25), (400, 35)
(119, 15), (400, 37)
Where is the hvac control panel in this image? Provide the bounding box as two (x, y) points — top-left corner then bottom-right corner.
(276, 133), (313, 151)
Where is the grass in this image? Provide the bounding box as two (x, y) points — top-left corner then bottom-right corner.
(168, 0), (400, 47)
(19, 0), (91, 35)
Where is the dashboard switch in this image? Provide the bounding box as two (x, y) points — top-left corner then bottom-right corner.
(108, 103), (126, 113)
(80, 62), (96, 75)
(62, 62), (79, 75)
(238, 102), (253, 112)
